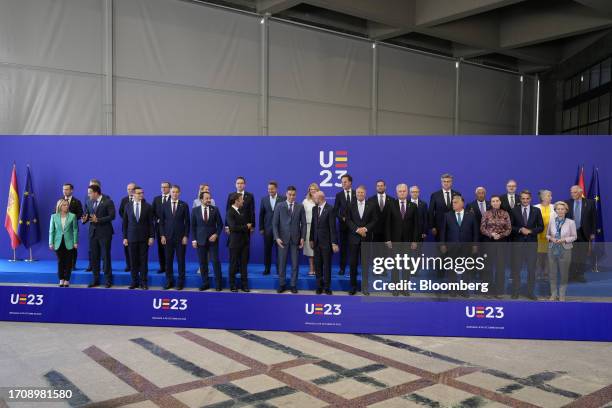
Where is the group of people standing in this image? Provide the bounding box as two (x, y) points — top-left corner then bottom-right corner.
(48, 174), (597, 300)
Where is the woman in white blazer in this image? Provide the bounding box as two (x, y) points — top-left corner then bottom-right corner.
(546, 201), (577, 301)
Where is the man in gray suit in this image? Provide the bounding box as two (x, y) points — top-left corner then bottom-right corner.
(272, 186), (307, 293)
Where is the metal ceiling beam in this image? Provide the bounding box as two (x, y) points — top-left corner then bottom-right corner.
(256, 0), (301, 14)
(415, 0), (524, 27)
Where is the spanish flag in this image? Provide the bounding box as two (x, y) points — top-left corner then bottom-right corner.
(4, 164), (20, 249)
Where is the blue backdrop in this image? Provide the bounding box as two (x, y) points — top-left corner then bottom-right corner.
(1, 135), (609, 264)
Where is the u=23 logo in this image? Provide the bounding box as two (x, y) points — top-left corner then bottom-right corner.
(10, 294), (44, 306)
(305, 303), (342, 316)
(319, 150), (348, 188)
(465, 306), (504, 319)
(152, 298), (188, 311)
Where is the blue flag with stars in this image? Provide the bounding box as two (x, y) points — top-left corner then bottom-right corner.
(588, 167), (605, 261)
(17, 166), (40, 249)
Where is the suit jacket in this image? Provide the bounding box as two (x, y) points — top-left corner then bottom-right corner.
(225, 191), (256, 228)
(191, 205), (223, 245)
(49, 212), (78, 250)
(272, 201), (307, 245)
(119, 196), (147, 219)
(226, 206), (250, 248)
(345, 200), (378, 244)
(386, 200), (419, 242)
(511, 205), (544, 242)
(565, 198), (597, 238)
(64, 196), (83, 220)
(367, 194), (395, 238)
(428, 189), (461, 232)
(122, 201), (154, 242)
(310, 203), (337, 247)
(466, 200), (491, 241)
(334, 189), (357, 229)
(83, 196), (115, 240)
(440, 211), (479, 243)
(152, 195), (170, 220)
(500, 193), (518, 214)
(160, 200), (190, 240)
(259, 195), (286, 234)
(546, 217), (577, 250)
(412, 199), (428, 240)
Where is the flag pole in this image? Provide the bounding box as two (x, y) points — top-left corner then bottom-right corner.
(24, 247), (36, 262)
(8, 248), (17, 262)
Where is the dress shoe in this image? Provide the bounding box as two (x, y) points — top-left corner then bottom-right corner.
(511, 293), (519, 299)
(59, 283), (64, 287)
(242, 287), (250, 293)
(315, 288), (323, 295)
(64, 283), (70, 288)
(216, 287), (222, 291)
(141, 284), (148, 290)
(291, 287), (298, 294)
(263, 270), (270, 275)
(494, 295), (503, 300)
(348, 289), (356, 295)
(403, 291), (411, 297)
(88, 282), (99, 288)
(324, 289), (332, 295)
(392, 292), (399, 297)
(231, 287), (238, 292)
(163, 284), (174, 290)
(199, 285), (210, 291)
(363, 291), (370, 296)
(526, 294), (538, 301)
(128, 284), (137, 289)
(124, 267), (131, 272)
(176, 285), (184, 291)
(105, 282), (112, 288)
(277, 286), (286, 294)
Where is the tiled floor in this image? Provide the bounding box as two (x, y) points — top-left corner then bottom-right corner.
(0, 322), (611, 407)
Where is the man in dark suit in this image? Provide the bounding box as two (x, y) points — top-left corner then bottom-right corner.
(440, 195), (479, 297)
(118, 182), (136, 272)
(122, 186), (154, 290)
(61, 183), (83, 270)
(566, 185), (597, 283)
(466, 187), (490, 242)
(385, 183), (419, 296)
(333, 174), (356, 276)
(500, 179), (518, 213)
(82, 184), (115, 288)
(409, 185), (428, 242)
(83, 178), (106, 272)
(428, 173), (461, 241)
(227, 192), (252, 292)
(272, 186), (306, 294)
(191, 191), (224, 291)
(310, 191), (339, 295)
(152, 182), (171, 274)
(510, 190), (544, 300)
(368, 180), (394, 242)
(160, 185), (190, 290)
(259, 181), (285, 275)
(225, 177), (256, 276)
(345, 185), (378, 295)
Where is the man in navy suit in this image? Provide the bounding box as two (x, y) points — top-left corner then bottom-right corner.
(225, 176), (256, 276)
(333, 174), (356, 276)
(160, 185), (190, 290)
(466, 187), (490, 242)
(429, 173), (461, 241)
(122, 186), (154, 290)
(510, 190), (544, 300)
(345, 185), (378, 295)
(310, 191), (339, 295)
(82, 184), (116, 288)
(440, 195), (479, 297)
(61, 183), (83, 270)
(566, 185), (597, 283)
(409, 185), (428, 242)
(272, 186), (306, 293)
(259, 181), (285, 275)
(367, 180), (394, 242)
(152, 181), (171, 274)
(227, 192), (252, 292)
(191, 191), (223, 291)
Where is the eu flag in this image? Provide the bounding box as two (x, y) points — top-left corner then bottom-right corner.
(588, 167), (605, 262)
(17, 166), (40, 249)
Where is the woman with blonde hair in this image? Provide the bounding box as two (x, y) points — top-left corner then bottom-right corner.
(49, 199), (78, 287)
(535, 189), (556, 281)
(547, 201), (577, 301)
(302, 183), (320, 275)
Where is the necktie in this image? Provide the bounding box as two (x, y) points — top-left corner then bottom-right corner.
(400, 201), (406, 219)
(135, 202), (140, 222)
(359, 202), (364, 218)
(510, 195), (515, 208)
(93, 200), (98, 212)
(574, 201), (582, 228)
(163, 195), (167, 204)
(522, 207), (528, 225)
(457, 212), (462, 225)
(379, 194), (384, 211)
(479, 201), (485, 215)
(203, 206), (208, 222)
(172, 202), (176, 215)
(346, 191), (350, 204)
(445, 191), (451, 208)
(319, 206), (323, 217)
(289, 202), (294, 216)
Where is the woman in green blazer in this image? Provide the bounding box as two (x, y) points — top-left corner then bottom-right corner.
(49, 199), (78, 287)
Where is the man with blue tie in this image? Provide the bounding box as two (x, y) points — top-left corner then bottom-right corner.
(440, 195), (479, 297)
(122, 187), (154, 290)
(272, 186), (306, 293)
(566, 185), (597, 283)
(191, 191), (224, 291)
(259, 181), (285, 275)
(160, 185), (190, 290)
(510, 190), (544, 300)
